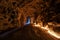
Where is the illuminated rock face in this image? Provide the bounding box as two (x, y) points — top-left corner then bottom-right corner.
(0, 0), (60, 30)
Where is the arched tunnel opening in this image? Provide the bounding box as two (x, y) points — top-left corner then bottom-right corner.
(25, 16), (30, 25)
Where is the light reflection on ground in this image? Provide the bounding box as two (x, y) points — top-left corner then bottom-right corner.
(33, 23), (60, 39)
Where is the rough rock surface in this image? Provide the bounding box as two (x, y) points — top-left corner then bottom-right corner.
(0, 0), (60, 30)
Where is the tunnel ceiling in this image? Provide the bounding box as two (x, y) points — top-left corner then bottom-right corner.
(0, 0), (60, 30)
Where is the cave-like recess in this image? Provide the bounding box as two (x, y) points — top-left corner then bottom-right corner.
(0, 0), (60, 31)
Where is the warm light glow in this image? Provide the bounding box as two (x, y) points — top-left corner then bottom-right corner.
(48, 30), (60, 38)
(41, 26), (60, 39)
(41, 25), (48, 30)
(33, 23), (60, 39)
(33, 23), (40, 27)
(48, 22), (53, 25)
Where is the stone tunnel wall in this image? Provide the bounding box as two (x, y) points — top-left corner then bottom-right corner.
(0, 0), (60, 30)
(0, 0), (43, 30)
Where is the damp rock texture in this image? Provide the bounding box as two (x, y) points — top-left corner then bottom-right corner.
(0, 0), (60, 30)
